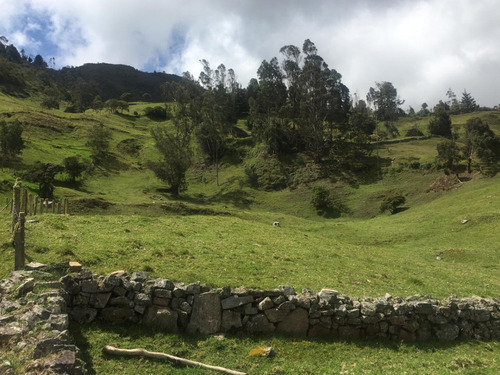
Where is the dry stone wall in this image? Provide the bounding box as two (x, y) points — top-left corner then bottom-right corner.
(62, 269), (500, 342)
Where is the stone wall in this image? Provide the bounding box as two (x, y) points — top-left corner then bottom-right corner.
(62, 269), (500, 342)
(0, 268), (86, 375)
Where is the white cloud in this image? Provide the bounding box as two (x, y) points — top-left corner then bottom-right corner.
(0, 0), (499, 107)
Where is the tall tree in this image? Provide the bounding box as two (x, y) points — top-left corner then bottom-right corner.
(463, 117), (500, 173)
(86, 123), (112, 163)
(436, 139), (461, 173)
(428, 102), (452, 138)
(196, 89), (233, 185)
(297, 39), (350, 161)
(150, 83), (194, 196)
(0, 120), (24, 158)
(250, 57), (289, 154)
(366, 82), (404, 122)
(460, 90), (477, 113)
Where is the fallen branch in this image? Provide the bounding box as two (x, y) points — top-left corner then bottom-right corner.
(103, 345), (247, 375)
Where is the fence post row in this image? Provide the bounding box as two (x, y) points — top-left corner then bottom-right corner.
(6, 180), (71, 271)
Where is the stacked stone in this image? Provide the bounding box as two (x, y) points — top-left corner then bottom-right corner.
(0, 269), (86, 375)
(60, 270), (500, 342)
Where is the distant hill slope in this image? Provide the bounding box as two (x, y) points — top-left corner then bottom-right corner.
(51, 63), (182, 102)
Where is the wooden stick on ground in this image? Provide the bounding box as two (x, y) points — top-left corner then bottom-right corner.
(103, 345), (247, 375)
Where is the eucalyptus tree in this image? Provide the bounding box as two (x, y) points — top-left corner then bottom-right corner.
(463, 117), (500, 174)
(367, 81), (404, 122)
(297, 39), (350, 162)
(150, 83), (194, 196)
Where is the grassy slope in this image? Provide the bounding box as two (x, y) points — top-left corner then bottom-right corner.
(1, 93), (499, 374)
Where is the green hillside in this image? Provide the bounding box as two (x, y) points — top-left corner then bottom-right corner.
(1, 64), (500, 374)
(1, 91), (499, 298)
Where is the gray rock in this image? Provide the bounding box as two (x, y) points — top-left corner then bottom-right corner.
(244, 304), (258, 315)
(179, 301), (192, 314)
(221, 295), (253, 310)
(152, 297), (170, 307)
(154, 288), (172, 299)
(131, 271), (148, 282)
(360, 302), (376, 316)
(272, 295), (286, 306)
(100, 307), (136, 323)
(276, 308), (309, 335)
(32, 338), (78, 359)
(473, 307), (490, 322)
(134, 293), (152, 306)
(74, 269), (93, 281)
(265, 308), (289, 323)
(0, 301), (21, 315)
(70, 306), (97, 324)
(414, 301), (434, 315)
(90, 293), (111, 309)
(154, 278), (175, 290)
(80, 280), (98, 294)
(435, 324), (459, 341)
(109, 296), (132, 307)
(48, 314), (69, 331)
(246, 314), (275, 334)
(185, 282), (201, 295)
(144, 306), (178, 332)
(44, 350), (85, 375)
(16, 278), (35, 296)
(0, 325), (23, 344)
(134, 305), (147, 314)
(278, 285), (296, 296)
(187, 292), (221, 335)
(258, 297), (274, 311)
(221, 310), (242, 332)
(318, 289), (339, 305)
(59, 276), (78, 293)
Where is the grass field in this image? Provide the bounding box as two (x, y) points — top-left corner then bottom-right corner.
(1, 93), (499, 374)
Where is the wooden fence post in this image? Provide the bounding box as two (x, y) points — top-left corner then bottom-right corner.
(11, 179), (21, 234)
(52, 200), (56, 213)
(28, 194), (33, 216)
(57, 199), (62, 214)
(64, 199), (69, 215)
(21, 188), (27, 213)
(14, 212), (25, 270)
(34, 196), (38, 215)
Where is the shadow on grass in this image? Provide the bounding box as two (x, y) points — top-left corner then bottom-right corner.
(54, 179), (93, 194)
(210, 189), (254, 209)
(70, 320), (481, 375)
(94, 153), (130, 173)
(392, 206), (410, 214)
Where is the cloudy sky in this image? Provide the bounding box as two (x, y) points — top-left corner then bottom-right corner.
(1, 0), (499, 109)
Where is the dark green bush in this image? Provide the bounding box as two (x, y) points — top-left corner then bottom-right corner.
(310, 186), (331, 212)
(144, 106), (167, 121)
(380, 194), (406, 214)
(405, 126), (424, 137)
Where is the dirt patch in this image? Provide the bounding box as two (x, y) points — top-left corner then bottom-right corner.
(426, 175), (463, 192)
(70, 198), (114, 213)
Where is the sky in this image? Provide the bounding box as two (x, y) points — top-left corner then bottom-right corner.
(1, 0), (499, 109)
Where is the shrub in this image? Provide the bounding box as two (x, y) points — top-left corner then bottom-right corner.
(405, 126), (424, 137)
(380, 194), (406, 214)
(63, 156), (89, 182)
(117, 138), (142, 156)
(144, 106), (167, 121)
(310, 186), (331, 212)
(244, 154), (287, 191)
